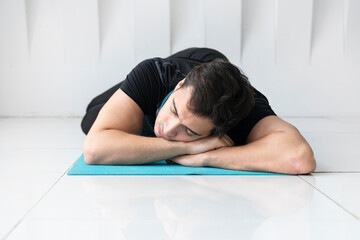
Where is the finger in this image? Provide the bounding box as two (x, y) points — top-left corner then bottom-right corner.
(225, 135), (235, 146)
(223, 134), (234, 146)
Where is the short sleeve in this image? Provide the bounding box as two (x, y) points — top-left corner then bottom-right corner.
(227, 88), (276, 146)
(120, 59), (166, 115)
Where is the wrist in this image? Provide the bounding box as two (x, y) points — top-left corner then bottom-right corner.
(180, 141), (193, 155)
(173, 140), (191, 156)
(202, 150), (216, 167)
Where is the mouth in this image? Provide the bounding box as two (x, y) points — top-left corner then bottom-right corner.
(157, 124), (165, 138)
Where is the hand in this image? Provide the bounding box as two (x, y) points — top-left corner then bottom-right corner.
(167, 152), (208, 167)
(186, 134), (234, 155)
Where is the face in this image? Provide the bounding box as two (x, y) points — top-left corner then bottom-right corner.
(154, 80), (215, 142)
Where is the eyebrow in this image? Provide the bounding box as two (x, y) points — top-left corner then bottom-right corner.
(173, 98), (202, 136)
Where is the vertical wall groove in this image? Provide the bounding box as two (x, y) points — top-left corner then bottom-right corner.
(309, 0), (314, 64)
(309, 0), (316, 64)
(24, 0), (32, 61)
(168, 0), (172, 54)
(170, 0), (205, 54)
(97, 0), (102, 60)
(309, 0), (344, 64)
(345, 0), (360, 63)
(202, 0), (206, 47)
(343, 0), (348, 55)
(240, 0), (244, 63)
(274, 0), (278, 64)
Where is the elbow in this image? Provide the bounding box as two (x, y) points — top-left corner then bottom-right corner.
(83, 149), (96, 165)
(290, 143), (316, 175)
(83, 137), (99, 165)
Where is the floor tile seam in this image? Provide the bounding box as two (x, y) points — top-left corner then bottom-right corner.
(298, 175), (360, 221)
(66, 157), (80, 174)
(2, 169), (68, 240)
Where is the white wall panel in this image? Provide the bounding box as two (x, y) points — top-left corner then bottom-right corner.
(239, 0), (277, 115)
(311, 0), (344, 64)
(98, 0), (134, 66)
(24, 0), (64, 64)
(306, 0), (356, 117)
(133, 0), (170, 61)
(343, 0), (360, 104)
(345, 0), (360, 65)
(241, 0), (276, 66)
(269, 0), (314, 117)
(0, 0), (28, 65)
(170, 0), (205, 54)
(0, 0), (359, 117)
(276, 0), (313, 66)
(63, 0), (99, 64)
(204, 0), (242, 66)
(97, 0), (135, 90)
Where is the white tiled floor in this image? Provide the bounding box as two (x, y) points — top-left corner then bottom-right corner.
(1, 117), (359, 240)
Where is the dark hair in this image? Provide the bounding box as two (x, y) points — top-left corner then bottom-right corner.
(181, 58), (255, 137)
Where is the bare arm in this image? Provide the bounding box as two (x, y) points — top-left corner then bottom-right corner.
(171, 116), (316, 174)
(83, 89), (229, 165)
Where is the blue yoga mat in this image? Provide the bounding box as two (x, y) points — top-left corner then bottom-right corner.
(67, 154), (283, 175)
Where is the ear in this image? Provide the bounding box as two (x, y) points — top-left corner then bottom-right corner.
(174, 78), (186, 90)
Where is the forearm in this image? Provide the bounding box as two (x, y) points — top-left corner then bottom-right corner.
(204, 132), (315, 174)
(83, 129), (188, 165)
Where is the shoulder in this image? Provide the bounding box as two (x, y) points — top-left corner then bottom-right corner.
(120, 58), (166, 114)
(246, 115), (297, 143)
(154, 57), (204, 89)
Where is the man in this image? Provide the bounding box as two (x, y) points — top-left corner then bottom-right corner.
(82, 47), (316, 174)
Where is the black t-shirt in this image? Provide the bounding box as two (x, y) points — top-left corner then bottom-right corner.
(120, 57), (276, 145)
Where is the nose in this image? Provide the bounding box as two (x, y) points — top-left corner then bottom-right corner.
(163, 119), (180, 138)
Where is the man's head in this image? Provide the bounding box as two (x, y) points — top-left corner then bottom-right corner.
(154, 58), (255, 142)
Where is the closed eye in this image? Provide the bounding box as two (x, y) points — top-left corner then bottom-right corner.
(185, 128), (194, 136)
(172, 98), (202, 137)
(170, 107), (192, 136)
